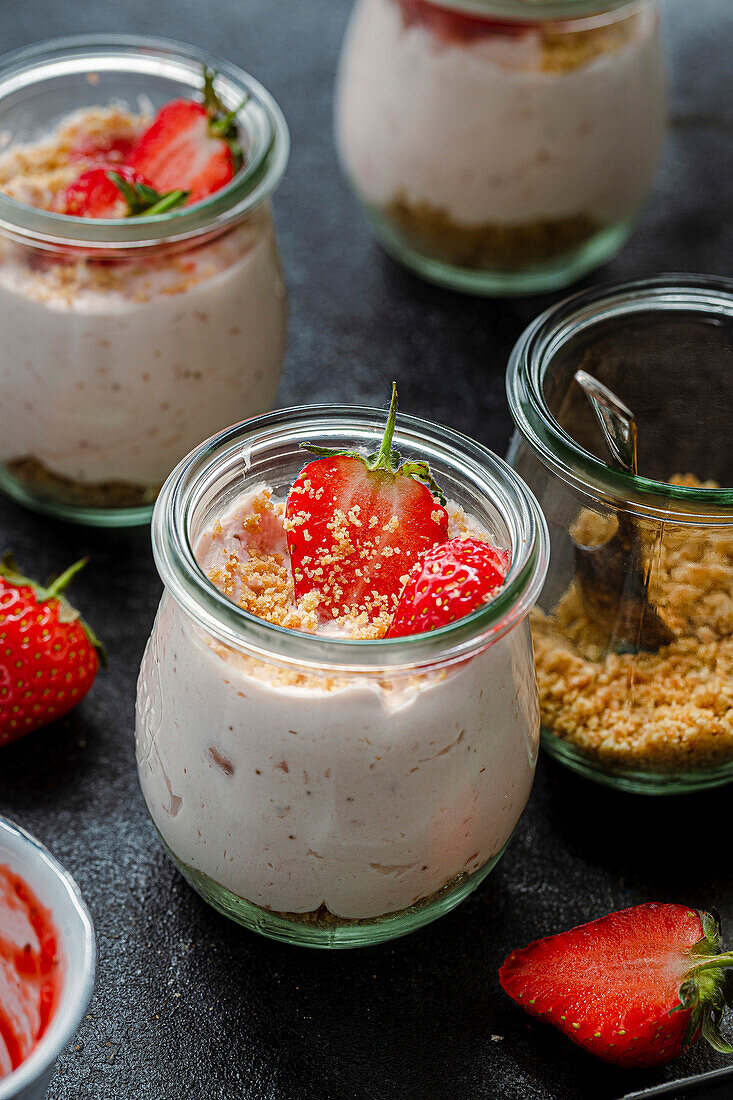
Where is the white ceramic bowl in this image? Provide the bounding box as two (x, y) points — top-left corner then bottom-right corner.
(0, 818), (95, 1100)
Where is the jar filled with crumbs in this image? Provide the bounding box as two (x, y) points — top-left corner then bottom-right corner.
(0, 36), (289, 526)
(507, 275), (733, 794)
(335, 0), (666, 295)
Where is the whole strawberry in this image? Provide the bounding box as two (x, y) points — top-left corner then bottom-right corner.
(285, 384), (449, 625)
(387, 536), (509, 637)
(0, 554), (104, 747)
(499, 903), (733, 1068)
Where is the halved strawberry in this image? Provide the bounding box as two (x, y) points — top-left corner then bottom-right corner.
(387, 536), (509, 637)
(285, 385), (449, 625)
(53, 165), (188, 218)
(128, 68), (245, 205)
(499, 903), (733, 1068)
(0, 554), (105, 747)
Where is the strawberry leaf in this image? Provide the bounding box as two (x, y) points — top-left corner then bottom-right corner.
(202, 66), (247, 171)
(0, 552), (106, 667)
(107, 171), (189, 216)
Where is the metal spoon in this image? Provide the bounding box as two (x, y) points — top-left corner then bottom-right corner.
(572, 370), (674, 652)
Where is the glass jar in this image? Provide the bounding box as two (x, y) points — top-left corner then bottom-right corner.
(335, 0), (666, 296)
(0, 36), (289, 527)
(506, 275), (733, 795)
(135, 405), (549, 947)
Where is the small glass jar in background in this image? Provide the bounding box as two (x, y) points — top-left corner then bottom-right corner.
(0, 36), (289, 527)
(135, 406), (549, 947)
(335, 0), (666, 295)
(506, 275), (733, 794)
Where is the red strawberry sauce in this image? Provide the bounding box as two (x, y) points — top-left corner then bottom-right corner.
(0, 865), (61, 1080)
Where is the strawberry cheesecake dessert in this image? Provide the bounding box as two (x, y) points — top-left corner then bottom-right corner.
(0, 37), (289, 525)
(136, 390), (549, 946)
(335, 0), (666, 294)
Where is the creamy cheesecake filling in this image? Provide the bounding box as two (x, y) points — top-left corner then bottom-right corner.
(0, 107), (286, 504)
(136, 484), (539, 921)
(336, 0), (665, 267)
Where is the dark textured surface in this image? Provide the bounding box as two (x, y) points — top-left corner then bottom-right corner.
(1, 2), (732, 1098)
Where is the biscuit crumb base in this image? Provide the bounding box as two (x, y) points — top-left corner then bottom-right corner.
(257, 867), (475, 926)
(384, 197), (599, 270)
(6, 455), (157, 508)
(533, 475), (733, 771)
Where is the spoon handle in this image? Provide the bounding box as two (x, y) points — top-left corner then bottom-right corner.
(574, 369), (638, 476)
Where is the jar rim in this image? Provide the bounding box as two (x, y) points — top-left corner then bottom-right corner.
(0, 34), (290, 252)
(151, 405), (549, 673)
(405, 0), (646, 22)
(506, 273), (733, 518)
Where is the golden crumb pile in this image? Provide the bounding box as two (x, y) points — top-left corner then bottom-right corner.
(207, 490), (395, 640)
(0, 106), (145, 209)
(205, 491), (488, 642)
(533, 475), (733, 770)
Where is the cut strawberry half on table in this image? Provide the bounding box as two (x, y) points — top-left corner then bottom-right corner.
(387, 536), (509, 637)
(0, 553), (105, 747)
(499, 903), (733, 1068)
(54, 165), (188, 218)
(128, 67), (245, 205)
(285, 384), (449, 624)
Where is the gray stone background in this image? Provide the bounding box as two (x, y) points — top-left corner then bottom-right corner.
(0, 1), (731, 1098)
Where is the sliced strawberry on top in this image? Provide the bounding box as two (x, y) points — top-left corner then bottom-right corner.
(387, 536), (508, 637)
(53, 165), (189, 219)
(499, 903), (733, 1069)
(128, 68), (245, 206)
(285, 384), (449, 625)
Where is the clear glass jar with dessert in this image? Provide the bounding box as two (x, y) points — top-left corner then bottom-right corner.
(506, 275), (733, 795)
(135, 398), (549, 947)
(0, 36), (289, 526)
(335, 0), (666, 295)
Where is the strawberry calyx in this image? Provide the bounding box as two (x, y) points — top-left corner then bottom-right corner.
(0, 552), (107, 668)
(107, 170), (189, 216)
(300, 383), (447, 506)
(202, 66), (247, 172)
(675, 909), (733, 1054)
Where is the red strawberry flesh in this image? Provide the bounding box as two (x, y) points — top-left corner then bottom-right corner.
(387, 536), (509, 637)
(0, 555), (103, 747)
(128, 99), (235, 205)
(499, 902), (733, 1068)
(398, 0), (532, 42)
(69, 133), (135, 164)
(285, 385), (449, 625)
(54, 165), (152, 218)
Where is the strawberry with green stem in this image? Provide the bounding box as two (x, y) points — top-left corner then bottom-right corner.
(0, 554), (105, 747)
(128, 66), (248, 205)
(499, 902), (733, 1068)
(285, 384), (449, 624)
(54, 165), (188, 218)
